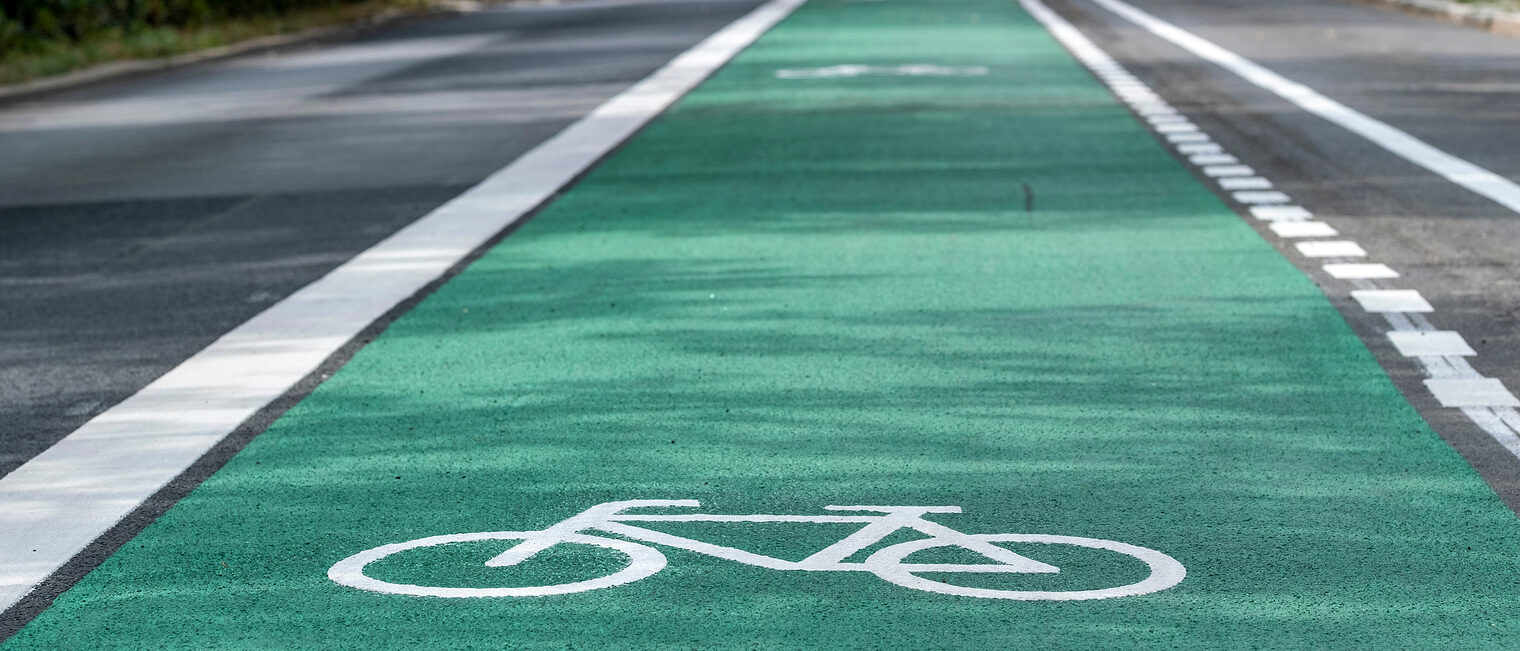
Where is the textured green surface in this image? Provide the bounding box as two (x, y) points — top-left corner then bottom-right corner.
(11, 0), (1520, 647)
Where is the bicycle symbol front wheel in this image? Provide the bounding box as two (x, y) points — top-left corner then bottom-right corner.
(328, 531), (667, 597)
(867, 534), (1186, 601)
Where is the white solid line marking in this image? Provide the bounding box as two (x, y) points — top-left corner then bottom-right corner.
(1232, 190), (1291, 204)
(1269, 221), (1337, 238)
(1295, 240), (1366, 257)
(1426, 379), (1520, 408)
(0, 0), (808, 614)
(1388, 331), (1476, 357)
(1352, 289), (1434, 313)
(1088, 0), (1520, 217)
(1249, 205), (1312, 221)
(1323, 263), (1399, 279)
(1218, 177), (1272, 190)
(1203, 164), (1254, 177)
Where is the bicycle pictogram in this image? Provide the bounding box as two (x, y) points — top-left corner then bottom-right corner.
(329, 500), (1186, 601)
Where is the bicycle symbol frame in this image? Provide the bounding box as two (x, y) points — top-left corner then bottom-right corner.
(329, 500), (1186, 601)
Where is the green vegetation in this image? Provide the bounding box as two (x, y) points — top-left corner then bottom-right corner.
(0, 0), (447, 85)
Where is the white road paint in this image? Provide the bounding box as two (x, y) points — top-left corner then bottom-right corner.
(1218, 177), (1272, 190)
(1269, 221), (1337, 238)
(1154, 122), (1198, 133)
(1232, 190), (1292, 204)
(0, 0), (809, 613)
(1178, 143), (1223, 155)
(1250, 205), (1312, 221)
(774, 64), (988, 79)
(1323, 263), (1399, 279)
(1425, 379), (1520, 408)
(1388, 331), (1475, 357)
(1087, 0), (1520, 217)
(1021, 0), (1520, 456)
(330, 501), (1187, 601)
(1203, 165), (1254, 178)
(1296, 241), (1367, 258)
(1352, 290), (1434, 313)
(1188, 153), (1237, 165)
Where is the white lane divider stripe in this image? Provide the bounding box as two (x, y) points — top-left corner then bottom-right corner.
(1388, 331), (1476, 357)
(1232, 190), (1292, 204)
(0, 0), (810, 614)
(1179, 143), (1223, 155)
(1202, 165), (1254, 178)
(1166, 132), (1211, 143)
(1249, 205), (1312, 221)
(1087, 0), (1520, 217)
(1352, 290), (1434, 313)
(1188, 153), (1238, 165)
(1296, 241), (1367, 258)
(1218, 177), (1272, 191)
(1323, 263), (1399, 279)
(1269, 221), (1337, 238)
(1019, 0), (1520, 453)
(1427, 379), (1520, 408)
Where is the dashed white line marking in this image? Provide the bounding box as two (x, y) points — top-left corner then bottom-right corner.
(1188, 153), (1238, 165)
(1249, 205), (1312, 221)
(1269, 221), (1337, 238)
(1426, 379), (1520, 408)
(1202, 165), (1254, 177)
(1218, 177), (1272, 190)
(1021, 0), (1520, 461)
(1178, 143), (1223, 155)
(1323, 263), (1399, 279)
(0, 0), (810, 614)
(1155, 122), (1199, 133)
(1232, 190), (1291, 204)
(1296, 240), (1367, 258)
(1388, 331), (1476, 357)
(1352, 289), (1434, 313)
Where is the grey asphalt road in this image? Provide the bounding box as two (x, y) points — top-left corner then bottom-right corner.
(0, 0), (764, 478)
(1046, 0), (1520, 505)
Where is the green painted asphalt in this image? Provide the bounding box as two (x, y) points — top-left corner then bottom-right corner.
(11, 0), (1520, 647)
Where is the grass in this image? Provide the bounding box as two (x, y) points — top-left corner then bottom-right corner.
(0, 0), (487, 86)
(1455, 0), (1520, 9)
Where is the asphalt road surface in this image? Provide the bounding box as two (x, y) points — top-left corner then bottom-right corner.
(0, 0), (763, 478)
(3, 0), (1520, 646)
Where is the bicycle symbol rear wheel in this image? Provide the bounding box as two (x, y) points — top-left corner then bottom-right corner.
(866, 534), (1186, 600)
(327, 531), (667, 597)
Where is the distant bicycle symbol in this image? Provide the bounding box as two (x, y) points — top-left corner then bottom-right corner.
(329, 500), (1185, 601)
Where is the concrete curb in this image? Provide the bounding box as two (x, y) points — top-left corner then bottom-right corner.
(0, 7), (454, 103)
(1351, 0), (1520, 38)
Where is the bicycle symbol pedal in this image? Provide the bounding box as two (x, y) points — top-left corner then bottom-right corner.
(329, 500), (1185, 601)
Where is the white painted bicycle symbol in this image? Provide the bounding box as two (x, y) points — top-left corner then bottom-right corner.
(329, 500), (1185, 601)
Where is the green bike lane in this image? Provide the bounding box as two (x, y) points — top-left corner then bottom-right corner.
(10, 0), (1520, 646)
